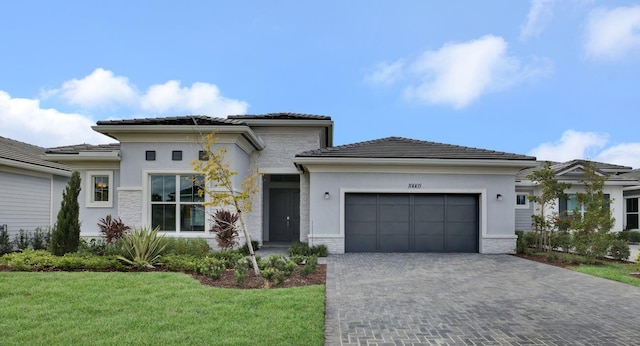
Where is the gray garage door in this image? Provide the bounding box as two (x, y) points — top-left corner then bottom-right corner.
(345, 193), (479, 253)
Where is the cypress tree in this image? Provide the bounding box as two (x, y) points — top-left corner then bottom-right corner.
(50, 171), (82, 255)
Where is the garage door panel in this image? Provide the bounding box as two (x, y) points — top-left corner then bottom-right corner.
(379, 205), (410, 221)
(379, 194), (410, 205)
(414, 205), (445, 222)
(346, 194), (377, 205)
(446, 235), (478, 252)
(414, 194), (444, 204)
(447, 222), (477, 236)
(345, 221), (377, 235)
(414, 235), (445, 252)
(379, 235), (410, 252)
(447, 195), (477, 205)
(379, 222), (409, 235)
(446, 205), (477, 221)
(414, 222), (444, 236)
(345, 204), (377, 221)
(345, 235), (377, 252)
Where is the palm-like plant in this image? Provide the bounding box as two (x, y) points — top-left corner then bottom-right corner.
(117, 226), (167, 268)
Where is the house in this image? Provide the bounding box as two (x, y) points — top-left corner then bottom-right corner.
(0, 136), (71, 238)
(622, 169), (640, 231)
(43, 113), (542, 254)
(515, 160), (638, 233)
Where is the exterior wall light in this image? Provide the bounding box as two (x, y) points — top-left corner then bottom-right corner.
(324, 192), (331, 200)
(496, 194), (503, 201)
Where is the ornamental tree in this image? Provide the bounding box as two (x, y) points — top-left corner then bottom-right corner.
(192, 133), (261, 275)
(50, 171), (82, 256)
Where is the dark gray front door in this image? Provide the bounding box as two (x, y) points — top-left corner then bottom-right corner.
(269, 188), (300, 242)
(345, 193), (478, 253)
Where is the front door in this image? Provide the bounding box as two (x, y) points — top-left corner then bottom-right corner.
(269, 188), (300, 242)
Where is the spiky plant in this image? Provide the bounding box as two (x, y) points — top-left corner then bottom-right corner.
(117, 226), (167, 268)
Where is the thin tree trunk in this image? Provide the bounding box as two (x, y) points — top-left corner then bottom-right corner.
(235, 207), (260, 275)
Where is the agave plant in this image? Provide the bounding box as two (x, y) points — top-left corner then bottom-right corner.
(117, 226), (167, 268)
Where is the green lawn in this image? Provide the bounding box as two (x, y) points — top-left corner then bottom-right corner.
(572, 262), (640, 287)
(0, 271), (325, 345)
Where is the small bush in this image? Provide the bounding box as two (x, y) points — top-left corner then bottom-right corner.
(160, 254), (199, 272)
(211, 210), (239, 250)
(551, 230), (571, 253)
(238, 241), (260, 256)
(261, 267), (275, 280)
(288, 242), (328, 257)
(164, 237), (211, 257)
(195, 257), (226, 279)
(234, 266), (247, 286)
(31, 227), (50, 250)
(0, 250), (122, 271)
(118, 226), (168, 268)
(515, 231), (527, 254)
(208, 250), (244, 268)
(609, 240), (631, 261)
(0, 228), (13, 255)
(77, 238), (109, 256)
(300, 256), (318, 277)
(13, 230), (31, 250)
(97, 215), (130, 245)
(259, 254), (297, 285)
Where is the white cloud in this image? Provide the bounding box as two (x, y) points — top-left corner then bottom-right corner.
(520, 0), (556, 41)
(585, 5), (640, 61)
(391, 35), (552, 109)
(47, 68), (138, 108)
(529, 129), (640, 168)
(365, 60), (405, 85)
(141, 81), (248, 116)
(0, 91), (112, 147)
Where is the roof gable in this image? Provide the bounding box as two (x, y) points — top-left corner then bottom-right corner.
(296, 136), (536, 160)
(0, 136), (70, 173)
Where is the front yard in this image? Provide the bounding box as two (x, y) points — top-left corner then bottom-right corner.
(0, 271), (325, 345)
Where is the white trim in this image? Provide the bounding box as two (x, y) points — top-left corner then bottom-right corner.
(516, 193), (530, 209)
(296, 157), (537, 170)
(86, 170), (114, 208)
(0, 157), (71, 176)
(259, 167), (300, 174)
(338, 187), (488, 241)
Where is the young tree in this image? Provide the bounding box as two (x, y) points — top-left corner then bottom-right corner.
(527, 162), (571, 252)
(192, 133), (262, 274)
(50, 171), (82, 256)
(570, 163), (615, 259)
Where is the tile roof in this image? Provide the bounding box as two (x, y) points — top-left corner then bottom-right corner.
(96, 115), (243, 126)
(228, 112), (331, 120)
(0, 136), (69, 172)
(296, 136), (536, 160)
(516, 159), (636, 181)
(620, 168), (640, 181)
(46, 143), (121, 155)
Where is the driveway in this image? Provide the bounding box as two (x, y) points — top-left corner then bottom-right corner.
(325, 254), (640, 345)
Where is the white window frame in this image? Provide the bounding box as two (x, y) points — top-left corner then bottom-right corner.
(516, 193), (530, 209)
(148, 173), (206, 233)
(86, 170), (113, 208)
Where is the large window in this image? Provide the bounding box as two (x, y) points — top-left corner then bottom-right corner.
(150, 174), (205, 232)
(560, 193), (610, 217)
(86, 171), (113, 208)
(627, 198), (639, 230)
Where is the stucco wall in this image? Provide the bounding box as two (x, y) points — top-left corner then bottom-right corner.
(79, 170), (120, 236)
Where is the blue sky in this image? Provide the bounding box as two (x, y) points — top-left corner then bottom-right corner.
(1, 1), (639, 167)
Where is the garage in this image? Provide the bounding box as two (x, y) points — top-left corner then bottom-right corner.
(345, 193), (479, 253)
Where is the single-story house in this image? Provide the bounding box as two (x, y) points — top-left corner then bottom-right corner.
(515, 160), (638, 232)
(622, 169), (640, 231)
(43, 113), (542, 254)
(0, 136), (71, 238)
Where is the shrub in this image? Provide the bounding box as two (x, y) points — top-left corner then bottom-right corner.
(208, 250), (244, 268)
(13, 230), (31, 250)
(195, 257), (226, 279)
(288, 241), (328, 257)
(97, 215), (130, 245)
(164, 237), (211, 257)
(609, 240), (631, 261)
(160, 254), (199, 272)
(50, 171), (82, 256)
(31, 227), (50, 250)
(118, 226), (168, 268)
(551, 230), (571, 253)
(210, 210), (239, 250)
(300, 256), (318, 277)
(629, 231), (640, 243)
(0, 250), (121, 271)
(515, 231), (527, 254)
(0, 227), (12, 255)
(238, 241), (260, 256)
(234, 266), (247, 286)
(259, 254), (297, 285)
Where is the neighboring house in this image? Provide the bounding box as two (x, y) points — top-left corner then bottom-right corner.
(515, 160), (638, 233)
(0, 136), (71, 238)
(44, 113), (539, 254)
(621, 169), (640, 231)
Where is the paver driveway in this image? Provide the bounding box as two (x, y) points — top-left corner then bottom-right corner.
(324, 254), (640, 345)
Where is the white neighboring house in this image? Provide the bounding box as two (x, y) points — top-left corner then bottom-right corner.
(0, 136), (71, 238)
(621, 169), (640, 231)
(515, 160), (639, 233)
(43, 113), (540, 254)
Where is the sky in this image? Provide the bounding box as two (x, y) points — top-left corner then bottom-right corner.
(1, 1), (639, 168)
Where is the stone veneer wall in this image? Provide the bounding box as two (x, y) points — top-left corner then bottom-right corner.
(117, 189), (143, 229)
(308, 235), (345, 254)
(482, 236), (517, 254)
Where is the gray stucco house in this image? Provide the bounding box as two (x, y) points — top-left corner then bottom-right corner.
(0, 136), (70, 238)
(43, 113), (541, 254)
(515, 160), (638, 233)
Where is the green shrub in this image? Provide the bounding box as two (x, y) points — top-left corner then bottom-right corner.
(195, 257), (226, 279)
(97, 215), (130, 245)
(77, 238), (109, 256)
(50, 171), (82, 256)
(261, 267), (275, 280)
(31, 227), (50, 250)
(118, 226), (168, 268)
(629, 231), (640, 243)
(234, 266), (247, 286)
(259, 254), (297, 284)
(523, 231), (536, 248)
(159, 254), (199, 272)
(288, 241), (328, 257)
(13, 230), (31, 250)
(0, 250), (122, 271)
(238, 241), (260, 256)
(515, 231), (527, 254)
(0, 228), (13, 255)
(208, 250), (244, 268)
(164, 237), (211, 257)
(551, 230), (571, 253)
(609, 240), (631, 261)
(300, 256), (318, 277)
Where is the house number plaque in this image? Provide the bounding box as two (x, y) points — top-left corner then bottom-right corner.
(408, 183), (422, 189)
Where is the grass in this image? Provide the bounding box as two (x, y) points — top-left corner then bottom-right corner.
(0, 271), (325, 345)
(571, 262), (640, 287)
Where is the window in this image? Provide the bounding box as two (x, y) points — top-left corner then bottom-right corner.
(198, 150), (209, 161)
(172, 150), (182, 161)
(150, 174), (205, 232)
(146, 150), (156, 161)
(560, 193), (610, 217)
(516, 193), (529, 209)
(86, 171), (114, 208)
(627, 198), (639, 230)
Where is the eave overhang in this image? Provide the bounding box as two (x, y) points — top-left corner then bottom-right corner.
(0, 157), (72, 177)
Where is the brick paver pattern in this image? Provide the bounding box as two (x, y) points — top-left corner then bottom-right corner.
(324, 254), (640, 345)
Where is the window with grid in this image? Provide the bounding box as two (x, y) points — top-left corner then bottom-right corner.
(627, 198), (639, 230)
(150, 174), (205, 232)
